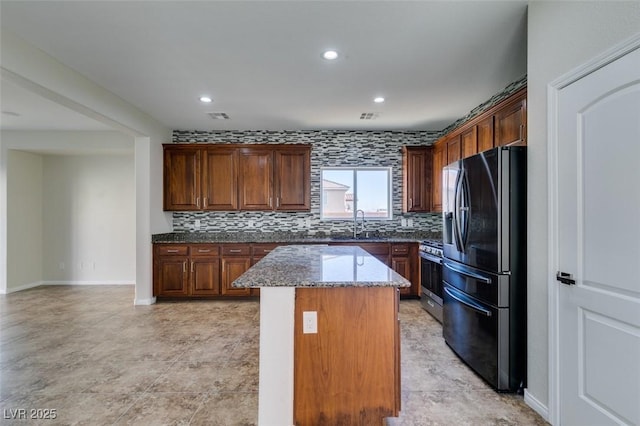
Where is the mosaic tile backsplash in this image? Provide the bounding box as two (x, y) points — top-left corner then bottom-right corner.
(171, 130), (442, 234)
(170, 76), (526, 236)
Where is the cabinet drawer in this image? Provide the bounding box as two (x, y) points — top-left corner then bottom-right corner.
(391, 244), (410, 255)
(155, 245), (189, 256)
(222, 245), (251, 256)
(191, 244), (220, 256)
(252, 243), (279, 257)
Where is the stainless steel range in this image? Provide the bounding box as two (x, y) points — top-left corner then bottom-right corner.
(419, 239), (443, 322)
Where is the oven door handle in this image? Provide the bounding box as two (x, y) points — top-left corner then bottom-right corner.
(443, 262), (491, 284)
(419, 252), (442, 264)
(444, 286), (492, 317)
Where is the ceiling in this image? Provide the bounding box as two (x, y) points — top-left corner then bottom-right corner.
(0, 1), (528, 132)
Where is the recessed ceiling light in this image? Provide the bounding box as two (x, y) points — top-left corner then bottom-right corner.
(322, 50), (338, 60)
(374, 97), (385, 103)
(199, 96), (212, 103)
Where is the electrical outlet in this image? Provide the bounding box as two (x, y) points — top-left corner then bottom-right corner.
(303, 311), (318, 334)
(408, 218), (414, 227)
(401, 218), (407, 227)
(297, 218), (305, 227)
(194, 219), (201, 230)
(248, 220), (255, 228)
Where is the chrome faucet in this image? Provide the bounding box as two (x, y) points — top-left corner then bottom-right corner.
(354, 209), (366, 238)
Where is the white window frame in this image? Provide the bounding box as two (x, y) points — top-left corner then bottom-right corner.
(320, 166), (393, 221)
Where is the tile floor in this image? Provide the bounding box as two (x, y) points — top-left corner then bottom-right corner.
(0, 286), (547, 425)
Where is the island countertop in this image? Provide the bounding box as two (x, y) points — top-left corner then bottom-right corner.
(232, 244), (411, 288)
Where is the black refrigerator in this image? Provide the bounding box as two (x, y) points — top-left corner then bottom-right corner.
(442, 146), (526, 392)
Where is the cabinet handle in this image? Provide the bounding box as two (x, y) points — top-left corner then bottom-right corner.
(409, 198), (413, 209)
(198, 249), (211, 253)
(276, 197), (280, 207)
(196, 197), (200, 208)
(519, 124), (525, 142)
(229, 249), (242, 253)
(203, 197), (208, 207)
(167, 249), (179, 253)
(269, 197), (273, 207)
(263, 249), (272, 253)
(191, 261), (194, 272)
(183, 261), (187, 273)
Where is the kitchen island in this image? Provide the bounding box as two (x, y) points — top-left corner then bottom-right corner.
(233, 245), (410, 426)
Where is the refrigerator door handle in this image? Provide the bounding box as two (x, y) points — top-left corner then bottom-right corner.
(460, 169), (470, 249)
(444, 262), (492, 284)
(454, 169), (465, 252)
(444, 286), (492, 317)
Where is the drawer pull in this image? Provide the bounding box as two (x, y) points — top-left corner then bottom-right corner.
(183, 262), (187, 273)
(198, 249), (211, 253)
(229, 249), (242, 253)
(263, 249), (272, 253)
(167, 249), (179, 253)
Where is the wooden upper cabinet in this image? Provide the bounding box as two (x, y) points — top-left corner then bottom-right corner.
(164, 144), (311, 212)
(402, 146), (432, 213)
(163, 147), (201, 210)
(495, 95), (526, 147)
(477, 116), (494, 153)
(432, 142), (445, 212)
(202, 148), (238, 210)
(274, 147), (311, 211)
(446, 134), (461, 165)
(461, 127), (478, 159)
(239, 148), (274, 210)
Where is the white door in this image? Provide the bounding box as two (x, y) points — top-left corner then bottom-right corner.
(555, 46), (640, 425)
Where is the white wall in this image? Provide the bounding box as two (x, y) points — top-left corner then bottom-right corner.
(6, 150), (43, 292)
(527, 1), (640, 419)
(1, 31), (172, 303)
(42, 154), (135, 284)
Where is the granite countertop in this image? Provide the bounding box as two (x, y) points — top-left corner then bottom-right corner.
(232, 245), (411, 289)
(152, 231), (440, 244)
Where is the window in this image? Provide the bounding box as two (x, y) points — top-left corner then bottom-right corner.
(320, 167), (392, 220)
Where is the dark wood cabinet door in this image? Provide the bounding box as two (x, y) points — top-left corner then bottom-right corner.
(446, 134), (461, 165)
(163, 147), (201, 210)
(461, 127), (478, 159)
(238, 149), (273, 210)
(495, 97), (526, 147)
(191, 258), (221, 296)
(392, 257), (411, 295)
(221, 257), (252, 296)
(432, 142), (445, 212)
(402, 146), (432, 213)
(274, 148), (311, 211)
(202, 148), (238, 210)
(155, 256), (189, 296)
(477, 116), (494, 153)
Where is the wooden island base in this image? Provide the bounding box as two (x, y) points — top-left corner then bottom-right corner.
(294, 286), (400, 426)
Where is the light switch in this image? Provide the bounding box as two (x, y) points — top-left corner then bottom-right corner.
(303, 311), (318, 334)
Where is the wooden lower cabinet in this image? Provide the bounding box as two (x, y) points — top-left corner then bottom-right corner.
(155, 255), (190, 296)
(155, 241), (419, 298)
(191, 258), (221, 296)
(221, 257), (252, 296)
(155, 243), (254, 298)
(391, 243), (419, 297)
(294, 287), (400, 425)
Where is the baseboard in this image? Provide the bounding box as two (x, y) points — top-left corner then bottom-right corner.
(42, 281), (135, 286)
(524, 389), (549, 422)
(2, 280), (45, 294)
(135, 296), (156, 305)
